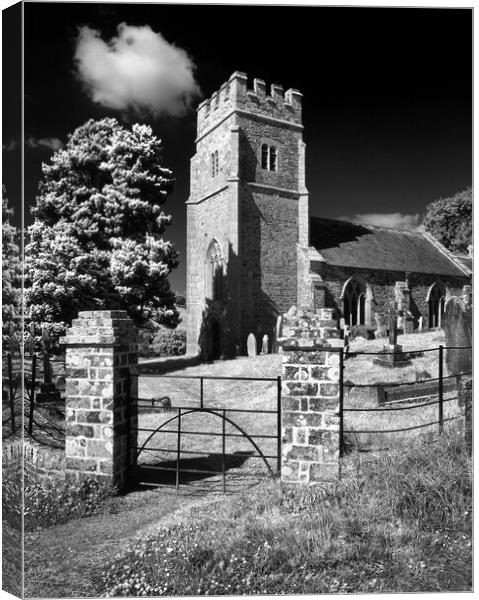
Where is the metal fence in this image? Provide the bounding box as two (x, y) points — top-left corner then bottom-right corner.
(338, 344), (472, 455)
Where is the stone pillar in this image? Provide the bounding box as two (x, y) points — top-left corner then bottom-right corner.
(277, 307), (343, 484)
(60, 310), (138, 489)
(457, 376), (472, 453)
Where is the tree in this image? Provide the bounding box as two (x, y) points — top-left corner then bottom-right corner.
(25, 118), (180, 348)
(2, 186), (22, 349)
(422, 187), (472, 254)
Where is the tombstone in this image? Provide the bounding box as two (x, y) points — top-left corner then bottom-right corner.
(261, 334), (269, 355)
(374, 312), (387, 339)
(417, 316), (424, 333)
(247, 333), (257, 357)
(443, 297), (472, 375)
(373, 302), (411, 368)
(273, 315), (282, 353)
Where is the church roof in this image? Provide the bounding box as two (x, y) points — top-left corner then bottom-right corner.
(309, 217), (469, 277)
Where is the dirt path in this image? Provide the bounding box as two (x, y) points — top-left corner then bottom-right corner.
(24, 486), (223, 598)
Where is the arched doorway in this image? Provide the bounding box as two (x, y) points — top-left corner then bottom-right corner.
(204, 317), (221, 361)
(342, 278), (370, 326)
(427, 283), (447, 329)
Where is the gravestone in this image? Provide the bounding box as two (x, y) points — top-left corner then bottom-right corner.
(417, 316), (423, 333)
(247, 333), (257, 357)
(373, 303), (411, 367)
(374, 312), (387, 339)
(261, 334), (269, 355)
(443, 297), (472, 375)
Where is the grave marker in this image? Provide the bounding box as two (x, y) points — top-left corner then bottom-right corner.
(247, 333), (257, 357)
(443, 297), (472, 375)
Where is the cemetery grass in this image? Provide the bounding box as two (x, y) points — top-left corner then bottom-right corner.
(100, 427), (472, 595)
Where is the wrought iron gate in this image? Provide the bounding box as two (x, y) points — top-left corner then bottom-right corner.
(130, 373), (281, 493)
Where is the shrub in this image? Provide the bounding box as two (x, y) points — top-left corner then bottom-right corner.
(139, 328), (186, 358)
(101, 428), (471, 595)
(349, 325), (375, 340)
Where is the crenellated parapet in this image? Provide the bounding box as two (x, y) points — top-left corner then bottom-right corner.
(197, 71), (303, 138)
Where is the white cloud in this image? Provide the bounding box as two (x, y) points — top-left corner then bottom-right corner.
(27, 136), (63, 151)
(2, 140), (17, 151)
(74, 23), (201, 117)
(342, 212), (422, 230)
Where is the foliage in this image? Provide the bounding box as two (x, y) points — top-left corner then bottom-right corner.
(174, 292), (186, 308)
(2, 186), (21, 348)
(25, 118), (180, 351)
(138, 327), (186, 358)
(348, 324), (375, 340)
(101, 429), (471, 595)
(3, 468), (117, 532)
(422, 188), (472, 254)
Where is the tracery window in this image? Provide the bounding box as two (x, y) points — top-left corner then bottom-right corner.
(428, 283), (446, 328)
(343, 279), (367, 326)
(206, 239), (224, 300)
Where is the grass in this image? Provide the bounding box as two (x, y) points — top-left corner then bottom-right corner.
(101, 427), (472, 595)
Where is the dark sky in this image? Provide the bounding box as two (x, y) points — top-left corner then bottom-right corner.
(2, 3), (472, 293)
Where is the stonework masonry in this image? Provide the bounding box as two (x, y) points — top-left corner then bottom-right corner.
(186, 71), (309, 358)
(60, 310), (138, 489)
(278, 307), (343, 484)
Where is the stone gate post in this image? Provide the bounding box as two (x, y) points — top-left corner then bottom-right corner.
(278, 307), (343, 484)
(61, 310), (138, 489)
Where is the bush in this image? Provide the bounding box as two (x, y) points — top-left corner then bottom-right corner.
(139, 328), (186, 358)
(349, 325), (376, 340)
(101, 429), (471, 595)
(3, 469), (117, 531)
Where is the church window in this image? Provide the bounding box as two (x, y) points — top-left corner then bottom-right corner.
(206, 239), (223, 300)
(261, 144), (278, 171)
(211, 150), (219, 177)
(428, 283), (446, 328)
(261, 144), (269, 170)
(343, 279), (368, 326)
(269, 146), (278, 171)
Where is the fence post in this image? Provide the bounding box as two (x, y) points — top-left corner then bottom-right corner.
(277, 376), (282, 475)
(339, 348), (344, 457)
(222, 410), (226, 493)
(438, 345), (444, 434)
(7, 353), (15, 434)
(176, 408), (182, 491)
(28, 354), (37, 436)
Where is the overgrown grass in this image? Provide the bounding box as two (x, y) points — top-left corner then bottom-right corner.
(3, 468), (117, 532)
(101, 427), (472, 595)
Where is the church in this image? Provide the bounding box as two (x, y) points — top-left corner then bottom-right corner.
(185, 72), (471, 359)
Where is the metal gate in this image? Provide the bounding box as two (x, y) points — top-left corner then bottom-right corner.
(130, 373), (281, 493)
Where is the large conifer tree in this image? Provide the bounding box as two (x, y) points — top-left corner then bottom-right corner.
(25, 118), (179, 346)
(2, 186), (21, 348)
(422, 188), (472, 254)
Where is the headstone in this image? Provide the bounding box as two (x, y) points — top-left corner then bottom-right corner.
(417, 316), (423, 333)
(247, 333), (257, 357)
(373, 302), (411, 368)
(261, 334), (269, 355)
(387, 303), (398, 345)
(443, 297), (472, 375)
(374, 312), (387, 339)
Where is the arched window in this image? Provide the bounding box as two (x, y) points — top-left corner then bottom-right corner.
(261, 144), (278, 171)
(428, 283), (446, 328)
(206, 240), (223, 300)
(343, 279), (368, 326)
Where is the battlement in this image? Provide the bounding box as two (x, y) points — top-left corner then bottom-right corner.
(197, 71), (303, 137)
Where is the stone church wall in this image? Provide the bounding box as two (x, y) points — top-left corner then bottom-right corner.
(316, 263), (467, 326)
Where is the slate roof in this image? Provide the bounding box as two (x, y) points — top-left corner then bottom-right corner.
(309, 217), (468, 277)
(454, 254), (473, 272)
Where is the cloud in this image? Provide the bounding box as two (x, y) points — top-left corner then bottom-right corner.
(27, 136), (63, 151)
(341, 212), (422, 230)
(74, 23), (201, 117)
(2, 140), (17, 151)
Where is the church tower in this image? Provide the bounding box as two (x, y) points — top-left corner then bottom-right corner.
(186, 71), (309, 358)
